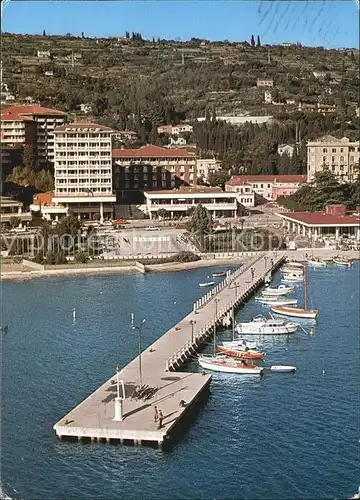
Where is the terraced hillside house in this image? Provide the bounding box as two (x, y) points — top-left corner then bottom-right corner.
(307, 135), (360, 183)
(142, 187), (239, 220)
(225, 175), (307, 203)
(52, 122), (116, 222)
(1, 105), (67, 166)
(112, 145), (197, 189)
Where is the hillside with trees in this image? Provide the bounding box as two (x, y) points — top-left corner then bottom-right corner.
(2, 32), (359, 178)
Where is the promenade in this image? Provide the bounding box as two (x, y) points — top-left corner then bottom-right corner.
(53, 252), (286, 447)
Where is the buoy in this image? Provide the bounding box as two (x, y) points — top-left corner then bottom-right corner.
(322, 370), (325, 375)
(73, 309), (76, 321)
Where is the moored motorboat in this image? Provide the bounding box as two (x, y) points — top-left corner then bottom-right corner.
(262, 284), (294, 296)
(281, 274), (304, 283)
(270, 365), (297, 373)
(222, 339), (258, 350)
(270, 305), (318, 319)
(199, 281), (215, 287)
(333, 256), (352, 267)
(217, 345), (265, 359)
(282, 266), (304, 274)
(284, 260), (304, 268)
(307, 257), (327, 267)
(212, 271), (227, 277)
(198, 355), (264, 375)
(255, 296), (298, 306)
(236, 316), (299, 334)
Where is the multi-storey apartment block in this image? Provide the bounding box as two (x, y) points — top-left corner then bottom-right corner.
(52, 122), (116, 222)
(112, 145), (197, 185)
(1, 105), (67, 166)
(307, 135), (359, 182)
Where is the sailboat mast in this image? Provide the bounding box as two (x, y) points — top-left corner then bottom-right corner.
(304, 264), (308, 309)
(232, 306), (235, 341)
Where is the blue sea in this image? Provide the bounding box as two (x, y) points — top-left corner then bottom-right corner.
(1, 263), (359, 500)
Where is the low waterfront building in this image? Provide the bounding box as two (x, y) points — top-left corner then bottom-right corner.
(277, 205), (360, 241)
(225, 175), (306, 202)
(0, 196), (32, 226)
(112, 145), (197, 185)
(30, 192), (69, 222)
(142, 187), (239, 219)
(307, 135), (359, 183)
(52, 122), (116, 222)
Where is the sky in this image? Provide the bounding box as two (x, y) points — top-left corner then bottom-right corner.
(2, 1), (359, 49)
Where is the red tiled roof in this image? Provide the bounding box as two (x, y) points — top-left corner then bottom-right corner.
(1, 105), (66, 120)
(112, 144), (195, 158)
(226, 175), (307, 186)
(54, 122), (113, 132)
(278, 211), (360, 226)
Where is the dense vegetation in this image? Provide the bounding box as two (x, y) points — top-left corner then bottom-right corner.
(277, 171), (360, 211)
(2, 32), (359, 184)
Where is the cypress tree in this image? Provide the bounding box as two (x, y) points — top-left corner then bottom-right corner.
(250, 34), (255, 47)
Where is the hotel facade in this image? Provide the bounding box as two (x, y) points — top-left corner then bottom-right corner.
(307, 135), (359, 183)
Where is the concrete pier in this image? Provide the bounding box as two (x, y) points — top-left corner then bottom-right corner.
(53, 252), (286, 447)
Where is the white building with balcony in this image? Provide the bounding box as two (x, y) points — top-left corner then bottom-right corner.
(52, 122), (116, 222)
(142, 187), (239, 219)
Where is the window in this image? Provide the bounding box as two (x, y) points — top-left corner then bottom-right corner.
(332, 148), (336, 153)
(331, 156), (335, 162)
(340, 148), (343, 153)
(322, 156), (326, 163)
(268, 184), (271, 188)
(340, 156), (344, 162)
(323, 148), (328, 153)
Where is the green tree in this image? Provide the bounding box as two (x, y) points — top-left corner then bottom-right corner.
(256, 35), (261, 47)
(42, 29), (46, 36)
(22, 144), (38, 171)
(185, 204), (212, 234)
(250, 34), (255, 48)
(75, 251), (88, 264)
(207, 170), (230, 187)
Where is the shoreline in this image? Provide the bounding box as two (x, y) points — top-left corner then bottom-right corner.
(0, 258), (244, 282)
(1, 249), (359, 282)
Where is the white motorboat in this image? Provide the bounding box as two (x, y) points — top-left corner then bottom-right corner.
(212, 271), (227, 277)
(282, 266), (304, 274)
(307, 258), (327, 267)
(198, 355), (264, 375)
(285, 260), (304, 268)
(199, 281), (215, 287)
(270, 365), (297, 373)
(222, 339), (258, 350)
(271, 305), (318, 319)
(281, 274), (304, 283)
(236, 316), (299, 335)
(333, 256), (352, 267)
(262, 284), (294, 296)
(255, 296), (298, 306)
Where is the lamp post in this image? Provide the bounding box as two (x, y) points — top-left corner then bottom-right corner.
(131, 313), (146, 388)
(113, 365), (125, 421)
(264, 256), (268, 270)
(190, 319), (196, 342)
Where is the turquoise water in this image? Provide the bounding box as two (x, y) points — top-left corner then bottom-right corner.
(1, 263), (359, 499)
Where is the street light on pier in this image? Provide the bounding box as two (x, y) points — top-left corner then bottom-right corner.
(190, 319), (196, 342)
(264, 256), (268, 270)
(131, 313), (146, 389)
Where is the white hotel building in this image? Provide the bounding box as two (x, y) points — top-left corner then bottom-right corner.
(33, 123), (116, 222)
(142, 187), (239, 219)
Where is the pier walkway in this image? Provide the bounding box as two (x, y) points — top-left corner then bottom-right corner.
(53, 252), (286, 447)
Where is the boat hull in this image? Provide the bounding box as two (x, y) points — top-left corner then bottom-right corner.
(270, 306), (318, 319)
(222, 340), (258, 350)
(333, 259), (351, 267)
(307, 260), (326, 267)
(198, 357), (263, 375)
(255, 297), (298, 306)
(270, 365), (296, 373)
(236, 323), (299, 335)
(262, 286), (294, 297)
(217, 345), (265, 359)
(199, 281), (215, 287)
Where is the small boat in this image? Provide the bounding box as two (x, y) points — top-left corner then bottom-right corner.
(282, 266), (304, 274)
(281, 274), (304, 283)
(199, 281), (215, 287)
(270, 365), (297, 373)
(255, 296), (298, 306)
(285, 260), (304, 268)
(262, 285), (294, 296)
(236, 316), (299, 334)
(212, 271), (227, 277)
(217, 345), (265, 359)
(222, 340), (258, 350)
(271, 305), (318, 319)
(198, 355), (264, 375)
(333, 256), (352, 267)
(307, 258), (327, 267)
